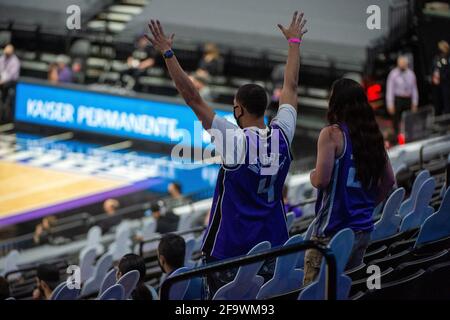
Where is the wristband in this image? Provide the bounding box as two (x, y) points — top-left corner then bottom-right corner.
(288, 38), (301, 44)
(163, 49), (174, 59)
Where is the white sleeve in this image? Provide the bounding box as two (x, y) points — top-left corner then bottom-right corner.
(210, 115), (245, 165)
(270, 104), (297, 144)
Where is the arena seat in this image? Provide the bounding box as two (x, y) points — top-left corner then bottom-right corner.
(286, 212), (295, 232)
(414, 187), (450, 247)
(79, 247), (97, 283)
(257, 235), (304, 299)
(52, 282), (80, 300)
(98, 284), (125, 300)
(213, 241), (271, 300)
(361, 269), (426, 300)
(166, 267), (191, 300)
(298, 228), (354, 300)
(81, 253), (113, 297)
(117, 270), (140, 300)
(50, 282), (66, 300)
(98, 268), (117, 298)
(371, 188), (405, 241)
(399, 177), (436, 232)
(398, 170), (430, 218)
(421, 261), (450, 299)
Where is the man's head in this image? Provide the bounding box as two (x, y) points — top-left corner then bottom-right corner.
(150, 202), (162, 219)
(157, 233), (185, 274)
(116, 253), (146, 281)
(397, 55), (409, 71)
(103, 198), (120, 216)
(3, 44), (14, 58)
(56, 55), (68, 69)
(168, 182), (182, 198)
(234, 84), (268, 128)
(36, 263), (60, 300)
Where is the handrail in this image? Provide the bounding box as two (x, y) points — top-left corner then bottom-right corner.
(138, 226), (206, 257)
(419, 135), (450, 169)
(160, 240), (337, 300)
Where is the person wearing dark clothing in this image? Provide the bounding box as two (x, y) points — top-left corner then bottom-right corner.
(121, 34), (157, 89)
(117, 254), (153, 300)
(32, 263), (61, 300)
(196, 43), (224, 77)
(432, 41), (450, 115)
(151, 202), (179, 234)
(98, 199), (121, 233)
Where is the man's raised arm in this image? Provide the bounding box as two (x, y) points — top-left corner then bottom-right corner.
(277, 12), (308, 111)
(146, 20), (216, 130)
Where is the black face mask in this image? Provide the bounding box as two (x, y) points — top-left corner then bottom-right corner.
(233, 105), (244, 129)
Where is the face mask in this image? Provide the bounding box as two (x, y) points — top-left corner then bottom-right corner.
(233, 105), (244, 129)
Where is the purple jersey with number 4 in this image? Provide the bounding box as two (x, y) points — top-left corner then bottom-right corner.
(202, 124), (291, 260)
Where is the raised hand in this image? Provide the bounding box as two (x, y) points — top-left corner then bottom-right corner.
(145, 19), (175, 54)
(277, 11), (308, 41)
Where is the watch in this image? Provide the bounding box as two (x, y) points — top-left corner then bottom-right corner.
(163, 49), (174, 59)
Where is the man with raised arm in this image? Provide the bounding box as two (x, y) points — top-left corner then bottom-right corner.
(146, 12), (307, 297)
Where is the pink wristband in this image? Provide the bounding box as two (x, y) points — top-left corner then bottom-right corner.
(288, 38), (301, 44)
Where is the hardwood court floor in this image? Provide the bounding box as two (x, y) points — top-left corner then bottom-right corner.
(0, 160), (126, 218)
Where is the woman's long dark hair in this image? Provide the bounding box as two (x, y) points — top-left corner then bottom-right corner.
(327, 78), (387, 189)
(118, 253), (153, 300)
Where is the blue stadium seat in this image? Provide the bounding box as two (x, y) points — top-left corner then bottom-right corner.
(400, 177), (436, 232)
(146, 284), (159, 300)
(184, 237), (196, 269)
(50, 282), (67, 300)
(98, 268), (117, 297)
(257, 235), (304, 299)
(86, 226), (104, 255)
(298, 228), (354, 300)
(213, 241), (271, 300)
(52, 282), (80, 300)
(415, 187), (450, 247)
(166, 267), (191, 300)
(117, 270), (140, 300)
(81, 253), (113, 296)
(398, 170), (430, 218)
(286, 212), (295, 231)
(371, 188), (405, 241)
(98, 284), (125, 300)
(79, 247), (97, 283)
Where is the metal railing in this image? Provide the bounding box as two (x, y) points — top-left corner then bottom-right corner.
(160, 240), (337, 300)
(138, 226), (206, 257)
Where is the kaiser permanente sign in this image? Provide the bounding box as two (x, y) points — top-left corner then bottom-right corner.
(15, 81), (235, 148)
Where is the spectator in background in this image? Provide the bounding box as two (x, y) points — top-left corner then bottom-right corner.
(117, 253), (153, 300)
(151, 202), (179, 234)
(167, 182), (189, 208)
(386, 55), (419, 135)
(157, 233), (185, 276)
(33, 216), (57, 245)
(48, 55), (73, 84)
(56, 55), (73, 83)
(0, 276), (11, 300)
(98, 198), (121, 233)
(0, 44), (20, 121)
(122, 33), (157, 88)
(189, 74), (213, 101)
(196, 43), (224, 78)
(432, 41), (450, 115)
(32, 263), (61, 300)
(283, 185), (303, 219)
